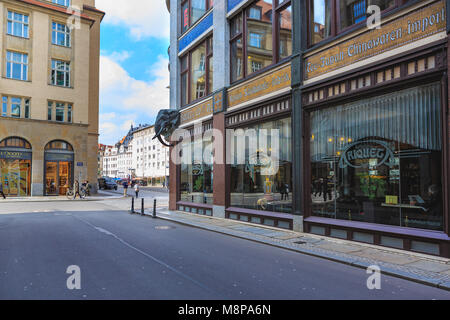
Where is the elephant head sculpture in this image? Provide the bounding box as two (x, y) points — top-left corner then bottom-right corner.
(152, 109), (181, 147)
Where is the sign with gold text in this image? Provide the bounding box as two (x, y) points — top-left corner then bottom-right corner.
(305, 1), (446, 80)
(180, 98), (213, 124)
(228, 65), (291, 108)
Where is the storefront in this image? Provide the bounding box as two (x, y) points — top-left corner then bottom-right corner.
(301, 0), (450, 256)
(44, 140), (74, 196)
(0, 137), (32, 197)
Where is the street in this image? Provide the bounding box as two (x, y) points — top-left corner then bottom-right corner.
(0, 198), (449, 300)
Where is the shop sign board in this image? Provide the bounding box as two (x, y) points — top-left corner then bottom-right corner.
(228, 65), (291, 108)
(0, 150), (32, 160)
(180, 98), (213, 125)
(305, 0), (446, 80)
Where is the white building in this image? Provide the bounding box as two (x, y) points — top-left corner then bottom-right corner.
(102, 146), (118, 178)
(132, 125), (170, 186)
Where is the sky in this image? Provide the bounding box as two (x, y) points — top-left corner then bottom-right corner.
(95, 0), (170, 146)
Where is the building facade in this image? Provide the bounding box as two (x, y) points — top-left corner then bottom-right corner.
(132, 125), (170, 186)
(0, 0), (104, 196)
(167, 0), (450, 257)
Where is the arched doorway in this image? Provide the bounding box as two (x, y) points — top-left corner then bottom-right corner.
(0, 137), (32, 197)
(44, 140), (74, 196)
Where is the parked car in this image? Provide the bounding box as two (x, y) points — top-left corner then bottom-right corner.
(98, 177), (118, 190)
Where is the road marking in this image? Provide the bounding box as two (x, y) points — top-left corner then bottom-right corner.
(71, 215), (214, 294)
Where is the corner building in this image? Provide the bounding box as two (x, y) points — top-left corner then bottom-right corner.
(0, 0), (104, 196)
(167, 0), (450, 257)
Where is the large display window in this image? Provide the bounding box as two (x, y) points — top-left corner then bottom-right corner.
(0, 137), (32, 197)
(230, 117), (292, 213)
(180, 137), (213, 204)
(309, 82), (444, 231)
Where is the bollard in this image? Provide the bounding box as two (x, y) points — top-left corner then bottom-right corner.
(141, 198), (144, 216)
(131, 197), (134, 214)
(153, 199), (157, 218)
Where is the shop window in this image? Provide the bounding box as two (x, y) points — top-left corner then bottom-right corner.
(309, 82), (443, 231)
(180, 36), (213, 106)
(180, 132), (213, 205)
(181, 0), (213, 34)
(230, 117), (292, 214)
(230, 0), (292, 83)
(0, 96), (30, 119)
(0, 137), (32, 197)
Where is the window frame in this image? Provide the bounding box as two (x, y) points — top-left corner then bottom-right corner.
(307, 0), (411, 48)
(51, 59), (71, 87)
(0, 96), (30, 119)
(6, 51), (28, 81)
(229, 0), (292, 84)
(180, 0), (214, 35)
(52, 21), (71, 47)
(180, 35), (213, 107)
(7, 10), (29, 38)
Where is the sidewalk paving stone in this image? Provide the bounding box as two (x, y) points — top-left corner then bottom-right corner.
(351, 248), (421, 265)
(404, 260), (450, 273)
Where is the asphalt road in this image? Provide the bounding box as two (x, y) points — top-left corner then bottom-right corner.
(0, 200), (449, 300)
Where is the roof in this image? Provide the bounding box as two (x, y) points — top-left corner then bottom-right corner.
(16, 0), (96, 23)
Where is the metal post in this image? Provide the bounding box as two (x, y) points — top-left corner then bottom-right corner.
(141, 198), (144, 216)
(153, 199), (157, 218)
(131, 197), (134, 214)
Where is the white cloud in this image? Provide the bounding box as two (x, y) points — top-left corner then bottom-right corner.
(96, 0), (170, 40)
(99, 52), (170, 145)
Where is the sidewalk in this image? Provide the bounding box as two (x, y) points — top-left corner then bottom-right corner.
(0, 190), (123, 202)
(138, 207), (450, 291)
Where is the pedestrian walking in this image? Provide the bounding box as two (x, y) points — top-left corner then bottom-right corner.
(0, 181), (6, 199)
(134, 183), (140, 198)
(123, 180), (129, 197)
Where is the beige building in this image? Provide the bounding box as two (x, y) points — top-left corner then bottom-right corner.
(0, 0), (103, 196)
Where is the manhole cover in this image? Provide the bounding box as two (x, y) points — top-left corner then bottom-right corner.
(155, 226), (175, 230)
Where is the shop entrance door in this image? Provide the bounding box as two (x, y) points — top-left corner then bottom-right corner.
(45, 161), (73, 196)
(45, 162), (58, 195)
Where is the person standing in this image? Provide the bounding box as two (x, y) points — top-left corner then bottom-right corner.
(73, 180), (81, 200)
(123, 180), (129, 197)
(0, 181), (6, 199)
(134, 183), (140, 199)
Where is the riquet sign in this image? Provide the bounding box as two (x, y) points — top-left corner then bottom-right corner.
(338, 140), (396, 169)
(305, 0), (446, 80)
(180, 98), (213, 124)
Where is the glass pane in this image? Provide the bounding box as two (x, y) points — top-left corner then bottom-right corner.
(45, 162), (58, 195)
(278, 5), (292, 59)
(190, 43), (207, 101)
(230, 117), (292, 213)
(11, 98), (21, 118)
(247, 0), (273, 76)
(340, 0), (395, 29)
(230, 13), (242, 37)
(231, 38), (243, 82)
(191, 0), (207, 25)
(181, 1), (189, 33)
(311, 0), (332, 45)
(181, 72), (188, 106)
(310, 82), (443, 231)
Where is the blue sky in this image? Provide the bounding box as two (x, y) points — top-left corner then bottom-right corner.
(95, 0), (170, 146)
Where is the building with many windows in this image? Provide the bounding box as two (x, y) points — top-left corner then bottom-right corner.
(0, 0), (104, 196)
(167, 0), (450, 257)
